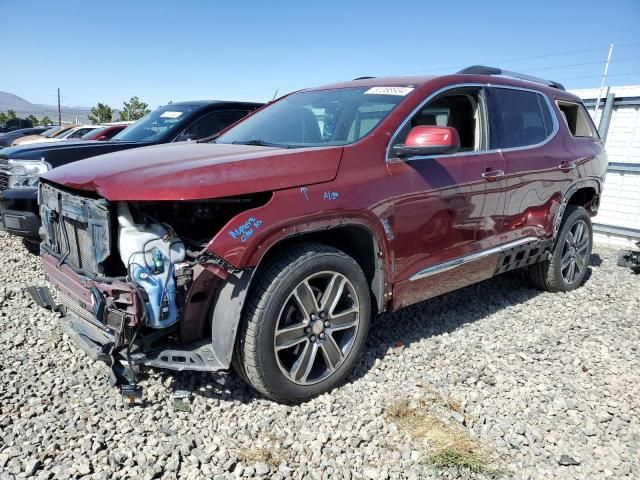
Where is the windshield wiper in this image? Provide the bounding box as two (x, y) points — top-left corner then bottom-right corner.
(197, 132), (222, 144)
(231, 139), (290, 148)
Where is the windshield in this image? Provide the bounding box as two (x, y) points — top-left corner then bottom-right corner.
(111, 105), (198, 142)
(51, 126), (74, 137)
(216, 87), (409, 148)
(57, 128), (78, 139)
(82, 126), (106, 139)
(42, 126), (62, 137)
(67, 127), (96, 139)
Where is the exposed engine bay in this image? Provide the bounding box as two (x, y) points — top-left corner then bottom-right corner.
(118, 203), (186, 329)
(126, 194), (271, 249)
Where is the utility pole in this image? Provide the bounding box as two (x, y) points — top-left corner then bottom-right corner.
(57, 88), (62, 125)
(593, 44), (614, 119)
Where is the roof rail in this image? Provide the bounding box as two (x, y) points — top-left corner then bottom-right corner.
(457, 65), (565, 91)
(353, 76), (376, 80)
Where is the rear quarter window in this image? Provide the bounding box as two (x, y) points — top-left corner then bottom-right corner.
(556, 101), (599, 138)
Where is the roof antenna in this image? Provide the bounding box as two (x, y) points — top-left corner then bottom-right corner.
(272, 89), (279, 101)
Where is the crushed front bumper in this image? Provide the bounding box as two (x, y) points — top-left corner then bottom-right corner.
(43, 252), (141, 332)
(41, 252), (228, 373)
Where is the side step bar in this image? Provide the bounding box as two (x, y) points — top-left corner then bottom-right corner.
(410, 237), (549, 281)
(495, 238), (552, 275)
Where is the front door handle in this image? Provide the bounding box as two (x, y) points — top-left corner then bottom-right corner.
(482, 169), (505, 181)
(558, 161), (577, 172)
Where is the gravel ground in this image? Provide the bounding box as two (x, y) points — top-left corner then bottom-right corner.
(0, 230), (638, 480)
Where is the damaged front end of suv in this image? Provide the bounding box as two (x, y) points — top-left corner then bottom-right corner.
(37, 180), (273, 396)
(32, 124), (357, 404)
(32, 83), (419, 403)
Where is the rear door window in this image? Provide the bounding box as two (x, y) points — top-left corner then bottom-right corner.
(491, 88), (555, 149)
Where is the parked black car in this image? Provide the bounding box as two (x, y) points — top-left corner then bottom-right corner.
(0, 127), (50, 148)
(0, 100), (262, 239)
(0, 118), (34, 133)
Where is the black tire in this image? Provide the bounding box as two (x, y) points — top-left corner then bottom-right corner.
(234, 243), (371, 403)
(529, 205), (593, 292)
(21, 238), (41, 256)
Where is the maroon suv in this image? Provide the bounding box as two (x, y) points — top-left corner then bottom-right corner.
(36, 66), (606, 403)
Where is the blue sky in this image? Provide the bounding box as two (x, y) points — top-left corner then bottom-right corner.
(3, 0), (640, 109)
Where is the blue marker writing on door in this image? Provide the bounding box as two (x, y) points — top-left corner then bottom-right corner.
(323, 191), (339, 201)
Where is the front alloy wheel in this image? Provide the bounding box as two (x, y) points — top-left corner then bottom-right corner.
(274, 272), (360, 385)
(235, 243), (371, 403)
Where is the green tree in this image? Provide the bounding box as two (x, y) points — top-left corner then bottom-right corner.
(119, 96), (150, 121)
(40, 116), (52, 126)
(6, 109), (17, 119)
(0, 112), (6, 124)
(26, 114), (39, 126)
(88, 103), (114, 124)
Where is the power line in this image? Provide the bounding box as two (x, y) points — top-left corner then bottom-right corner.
(232, 44), (638, 99)
(31, 43), (640, 107)
(557, 72), (640, 81)
(384, 46), (615, 77)
(523, 57), (640, 73)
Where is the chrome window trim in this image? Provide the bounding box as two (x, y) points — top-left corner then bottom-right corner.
(386, 83), (560, 162)
(409, 236), (539, 281)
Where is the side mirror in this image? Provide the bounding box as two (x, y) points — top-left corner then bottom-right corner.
(394, 126), (460, 157)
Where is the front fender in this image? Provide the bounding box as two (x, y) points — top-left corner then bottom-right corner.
(205, 186), (393, 275)
(201, 186), (393, 368)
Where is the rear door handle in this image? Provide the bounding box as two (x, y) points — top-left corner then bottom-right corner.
(482, 169), (505, 181)
(558, 161), (577, 171)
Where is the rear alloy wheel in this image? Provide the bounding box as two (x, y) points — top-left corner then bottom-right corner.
(529, 204), (593, 292)
(559, 219), (590, 285)
(235, 243), (370, 403)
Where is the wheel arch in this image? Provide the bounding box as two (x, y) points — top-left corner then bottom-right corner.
(247, 222), (389, 315)
(208, 218), (391, 370)
(567, 183), (600, 215)
(553, 179), (601, 240)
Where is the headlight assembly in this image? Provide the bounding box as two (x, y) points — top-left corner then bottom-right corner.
(1, 159), (50, 188)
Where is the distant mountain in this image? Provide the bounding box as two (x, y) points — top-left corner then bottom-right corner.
(0, 91), (34, 110)
(0, 90), (93, 124)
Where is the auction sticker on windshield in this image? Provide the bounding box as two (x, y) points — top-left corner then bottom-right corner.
(160, 111), (184, 119)
(364, 87), (414, 96)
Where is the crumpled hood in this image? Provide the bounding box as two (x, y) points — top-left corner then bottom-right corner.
(43, 142), (344, 201)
